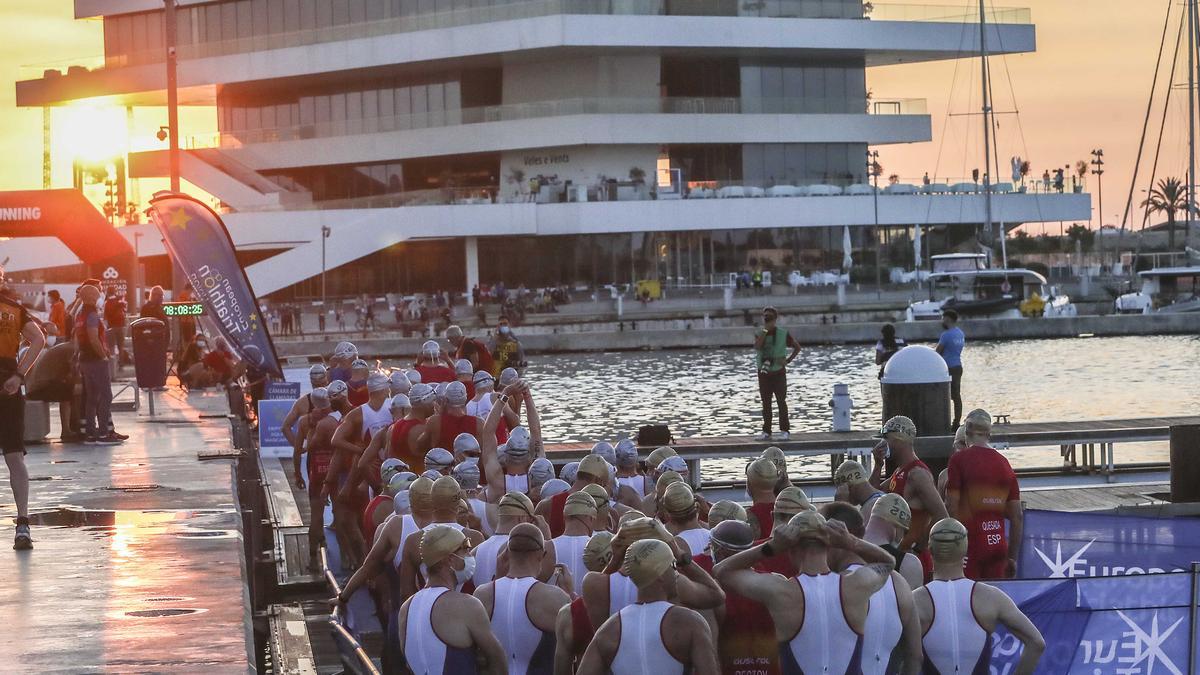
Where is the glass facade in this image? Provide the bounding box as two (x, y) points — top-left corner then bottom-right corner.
(272, 226), (883, 299)
(102, 0), (867, 66)
(742, 142), (868, 186)
(217, 70), (497, 141)
(263, 154), (500, 201)
(740, 59), (866, 114)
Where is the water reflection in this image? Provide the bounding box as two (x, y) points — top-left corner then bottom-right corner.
(525, 335), (1200, 442)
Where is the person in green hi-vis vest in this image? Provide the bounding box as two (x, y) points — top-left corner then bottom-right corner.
(753, 307), (801, 441)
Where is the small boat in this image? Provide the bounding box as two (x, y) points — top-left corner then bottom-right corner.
(1114, 266), (1200, 314)
(906, 254), (1076, 321)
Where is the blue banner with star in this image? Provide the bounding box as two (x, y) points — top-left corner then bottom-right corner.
(147, 192), (283, 378)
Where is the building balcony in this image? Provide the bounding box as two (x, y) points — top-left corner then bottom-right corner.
(17, 4), (1033, 107)
(196, 96), (926, 148)
(197, 110), (929, 170)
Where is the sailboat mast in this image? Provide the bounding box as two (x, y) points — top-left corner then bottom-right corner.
(978, 0), (994, 245)
(1190, 0), (1198, 248)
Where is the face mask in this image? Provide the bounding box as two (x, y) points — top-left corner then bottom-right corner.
(499, 326), (510, 335)
(454, 554), (476, 587)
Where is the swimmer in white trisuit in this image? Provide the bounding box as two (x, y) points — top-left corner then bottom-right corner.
(554, 530), (615, 673)
(612, 438), (650, 506)
(453, 460), (492, 535)
(479, 380), (543, 499)
(863, 493), (925, 590)
(281, 364), (330, 455)
(552, 492), (598, 596)
(578, 539), (720, 675)
(661, 482), (710, 557)
(915, 518), (1044, 675)
(474, 522), (571, 675)
(398, 476), (486, 601)
(526, 458), (555, 503)
(820, 501), (922, 675)
(713, 511), (898, 675)
(384, 525), (507, 675)
(581, 515), (724, 633)
(470, 491), (555, 590)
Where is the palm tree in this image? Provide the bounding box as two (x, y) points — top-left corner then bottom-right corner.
(1142, 177), (1191, 250)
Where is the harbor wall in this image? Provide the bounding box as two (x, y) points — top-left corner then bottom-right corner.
(274, 312), (1200, 359)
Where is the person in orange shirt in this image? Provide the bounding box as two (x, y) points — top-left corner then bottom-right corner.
(47, 290), (68, 339)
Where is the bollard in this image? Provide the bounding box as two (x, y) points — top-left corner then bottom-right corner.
(829, 384), (854, 432)
(1170, 425), (1200, 503)
(881, 346), (953, 477)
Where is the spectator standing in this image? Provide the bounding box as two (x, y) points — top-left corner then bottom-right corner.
(47, 289), (68, 340)
(177, 287), (197, 346)
(75, 284), (122, 445)
(103, 288), (129, 365)
(874, 323), (906, 379)
(935, 309), (965, 429)
(490, 316), (526, 376)
(753, 306), (800, 441)
(140, 285), (170, 349)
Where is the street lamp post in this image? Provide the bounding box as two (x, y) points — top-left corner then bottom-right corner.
(1090, 149), (1105, 229)
(868, 150), (882, 293)
(164, 0), (180, 193)
(321, 225), (331, 311)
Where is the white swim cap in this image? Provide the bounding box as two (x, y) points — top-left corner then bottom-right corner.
(310, 387), (331, 410)
(308, 364), (328, 381)
(367, 372), (390, 393)
(406, 369), (422, 384)
(390, 371), (411, 395)
(409, 383), (436, 405)
(614, 438), (638, 467)
(390, 394), (411, 411)
(539, 478), (570, 499)
(425, 447), (454, 471)
(351, 358), (369, 371)
(454, 359), (473, 376)
(326, 380), (348, 399)
(528, 458), (555, 486)
(560, 461), (580, 485)
(453, 433), (481, 457)
(473, 371), (494, 388)
(333, 341), (357, 359)
(381, 458), (408, 484)
(499, 367), (520, 387)
(591, 442), (616, 466)
(421, 340), (441, 356)
(444, 381), (469, 406)
(502, 426), (532, 459)
(452, 460), (481, 489)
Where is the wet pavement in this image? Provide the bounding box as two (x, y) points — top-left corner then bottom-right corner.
(0, 389), (252, 673)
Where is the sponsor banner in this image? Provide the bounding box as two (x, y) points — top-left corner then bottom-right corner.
(1021, 510), (1200, 579)
(988, 572), (1196, 674)
(147, 193), (283, 378)
(264, 381), (301, 400)
(257, 399), (295, 458)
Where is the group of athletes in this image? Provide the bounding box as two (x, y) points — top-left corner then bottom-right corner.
(281, 327), (1045, 675)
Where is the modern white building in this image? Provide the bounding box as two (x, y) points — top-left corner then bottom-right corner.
(17, 0), (1090, 299)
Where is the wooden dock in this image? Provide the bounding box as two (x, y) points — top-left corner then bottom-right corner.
(544, 415), (1200, 483)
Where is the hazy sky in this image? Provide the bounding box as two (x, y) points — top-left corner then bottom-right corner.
(0, 0), (1189, 230)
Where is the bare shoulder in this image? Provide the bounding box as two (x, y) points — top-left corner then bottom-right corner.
(533, 579), (571, 606)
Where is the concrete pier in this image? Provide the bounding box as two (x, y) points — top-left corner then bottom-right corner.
(0, 390), (253, 673)
(273, 311), (1200, 359)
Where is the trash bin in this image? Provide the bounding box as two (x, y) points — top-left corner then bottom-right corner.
(880, 345), (953, 476)
(23, 400), (50, 444)
(130, 317), (168, 389)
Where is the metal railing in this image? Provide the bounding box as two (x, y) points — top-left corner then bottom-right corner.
(233, 173), (1085, 212)
(191, 95), (912, 148)
(22, 1), (1029, 76)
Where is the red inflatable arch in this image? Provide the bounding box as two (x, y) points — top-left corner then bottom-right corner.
(0, 189), (133, 263)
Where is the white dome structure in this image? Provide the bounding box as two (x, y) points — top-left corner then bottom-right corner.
(881, 346), (950, 385)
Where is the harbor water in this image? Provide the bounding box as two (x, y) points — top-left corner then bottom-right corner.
(517, 334), (1200, 480)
